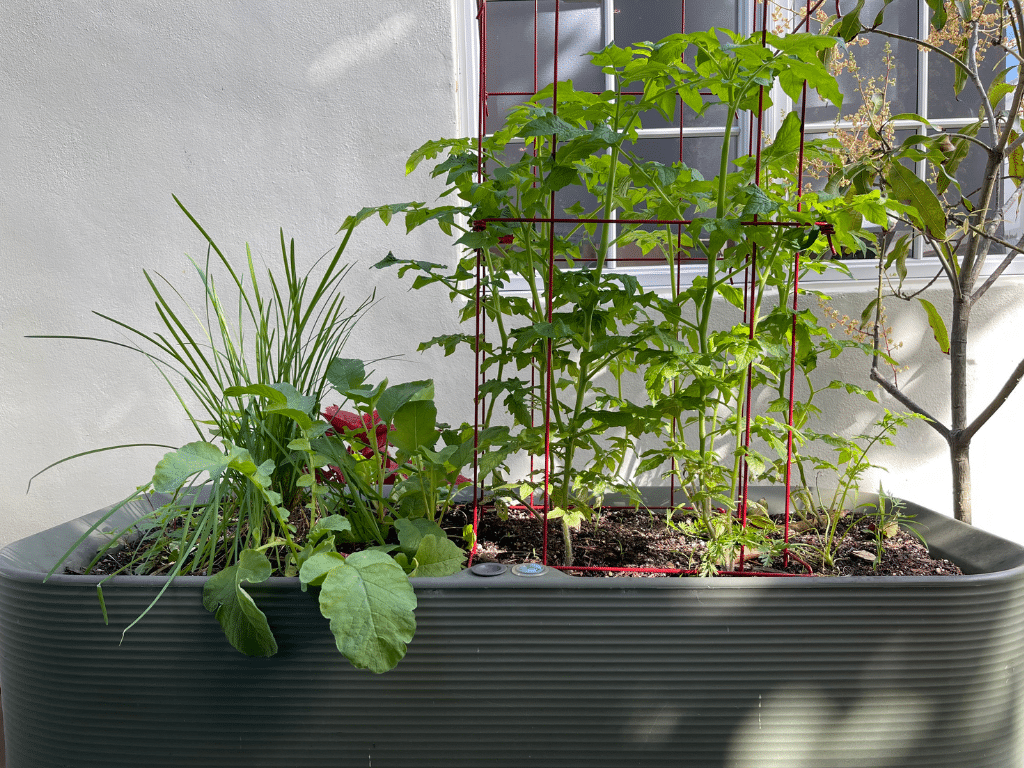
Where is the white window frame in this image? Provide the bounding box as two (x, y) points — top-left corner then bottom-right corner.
(454, 0), (1024, 293)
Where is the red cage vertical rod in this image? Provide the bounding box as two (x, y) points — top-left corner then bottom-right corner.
(468, 0), (489, 568)
(736, 0), (773, 570)
(669, 0), (687, 513)
(782, 0), (816, 566)
(540, 0), (565, 565)
(529, 0), (540, 515)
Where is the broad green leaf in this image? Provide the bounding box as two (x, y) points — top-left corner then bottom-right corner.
(326, 358), (367, 394)
(540, 164), (580, 193)
(917, 298), (950, 354)
(224, 383), (287, 406)
(317, 551), (417, 673)
(391, 400), (438, 454)
(153, 441), (234, 491)
(395, 517), (446, 555)
(299, 550), (348, 586)
(545, 506), (588, 530)
(518, 114), (585, 142)
(224, 383), (316, 429)
(740, 185), (777, 217)
(202, 549), (277, 657)
(885, 163), (946, 240)
(377, 380), (434, 425)
(311, 514), (354, 539)
(778, 59), (842, 109)
(761, 112), (803, 174)
(407, 534), (466, 577)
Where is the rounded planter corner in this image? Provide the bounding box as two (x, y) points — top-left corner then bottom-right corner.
(2, 489), (1023, 768)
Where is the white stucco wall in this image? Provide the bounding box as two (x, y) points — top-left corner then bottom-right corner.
(815, 276), (1024, 543)
(0, 1), (469, 548)
(2, 1), (1023, 549)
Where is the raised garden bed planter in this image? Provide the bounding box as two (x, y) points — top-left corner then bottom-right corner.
(2, 488), (1023, 768)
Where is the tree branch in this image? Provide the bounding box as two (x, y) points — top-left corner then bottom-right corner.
(869, 365), (952, 442)
(963, 355), (1024, 442)
(968, 224), (1024, 302)
(948, 131), (993, 153)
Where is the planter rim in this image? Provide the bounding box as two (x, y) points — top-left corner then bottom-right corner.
(4, 486), (1024, 588)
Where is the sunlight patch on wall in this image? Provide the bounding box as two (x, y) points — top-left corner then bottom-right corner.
(307, 11), (417, 85)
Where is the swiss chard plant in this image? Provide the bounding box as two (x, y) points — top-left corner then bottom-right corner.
(367, 29), (890, 568)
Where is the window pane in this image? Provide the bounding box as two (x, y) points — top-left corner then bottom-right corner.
(806, 0), (919, 126)
(542, 0), (605, 91)
(611, 1), (740, 131)
(484, 1), (605, 131)
(611, 0), (682, 46)
(612, 134), (736, 264)
(485, 2), (539, 96)
(927, 37), (1001, 119)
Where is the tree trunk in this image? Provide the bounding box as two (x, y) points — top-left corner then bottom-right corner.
(951, 437), (972, 525)
(950, 292), (972, 524)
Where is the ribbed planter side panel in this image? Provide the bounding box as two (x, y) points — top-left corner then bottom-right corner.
(3, 493), (1024, 768)
(2, 567), (1024, 768)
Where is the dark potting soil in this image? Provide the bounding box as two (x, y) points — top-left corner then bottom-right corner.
(82, 502), (961, 578)
(451, 504), (962, 577)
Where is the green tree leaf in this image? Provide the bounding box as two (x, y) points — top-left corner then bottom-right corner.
(885, 163), (947, 241)
(1009, 131), (1024, 185)
(202, 549), (278, 657)
(317, 551), (417, 673)
(924, 0), (947, 29)
(917, 298), (950, 354)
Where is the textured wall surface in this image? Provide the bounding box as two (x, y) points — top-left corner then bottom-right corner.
(2, 1), (1023, 547)
(0, 1), (471, 548)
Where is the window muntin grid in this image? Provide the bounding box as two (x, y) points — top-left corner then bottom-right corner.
(463, 0), (1023, 284)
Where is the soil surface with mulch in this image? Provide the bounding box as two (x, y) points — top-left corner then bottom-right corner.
(448, 504), (962, 577)
(82, 503), (961, 579)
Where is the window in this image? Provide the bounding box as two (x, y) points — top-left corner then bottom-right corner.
(456, 0), (1024, 286)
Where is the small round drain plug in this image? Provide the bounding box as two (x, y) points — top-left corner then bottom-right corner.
(511, 563), (547, 577)
(469, 562), (507, 577)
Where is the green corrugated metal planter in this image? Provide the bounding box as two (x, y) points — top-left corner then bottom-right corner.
(1, 488), (1023, 768)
